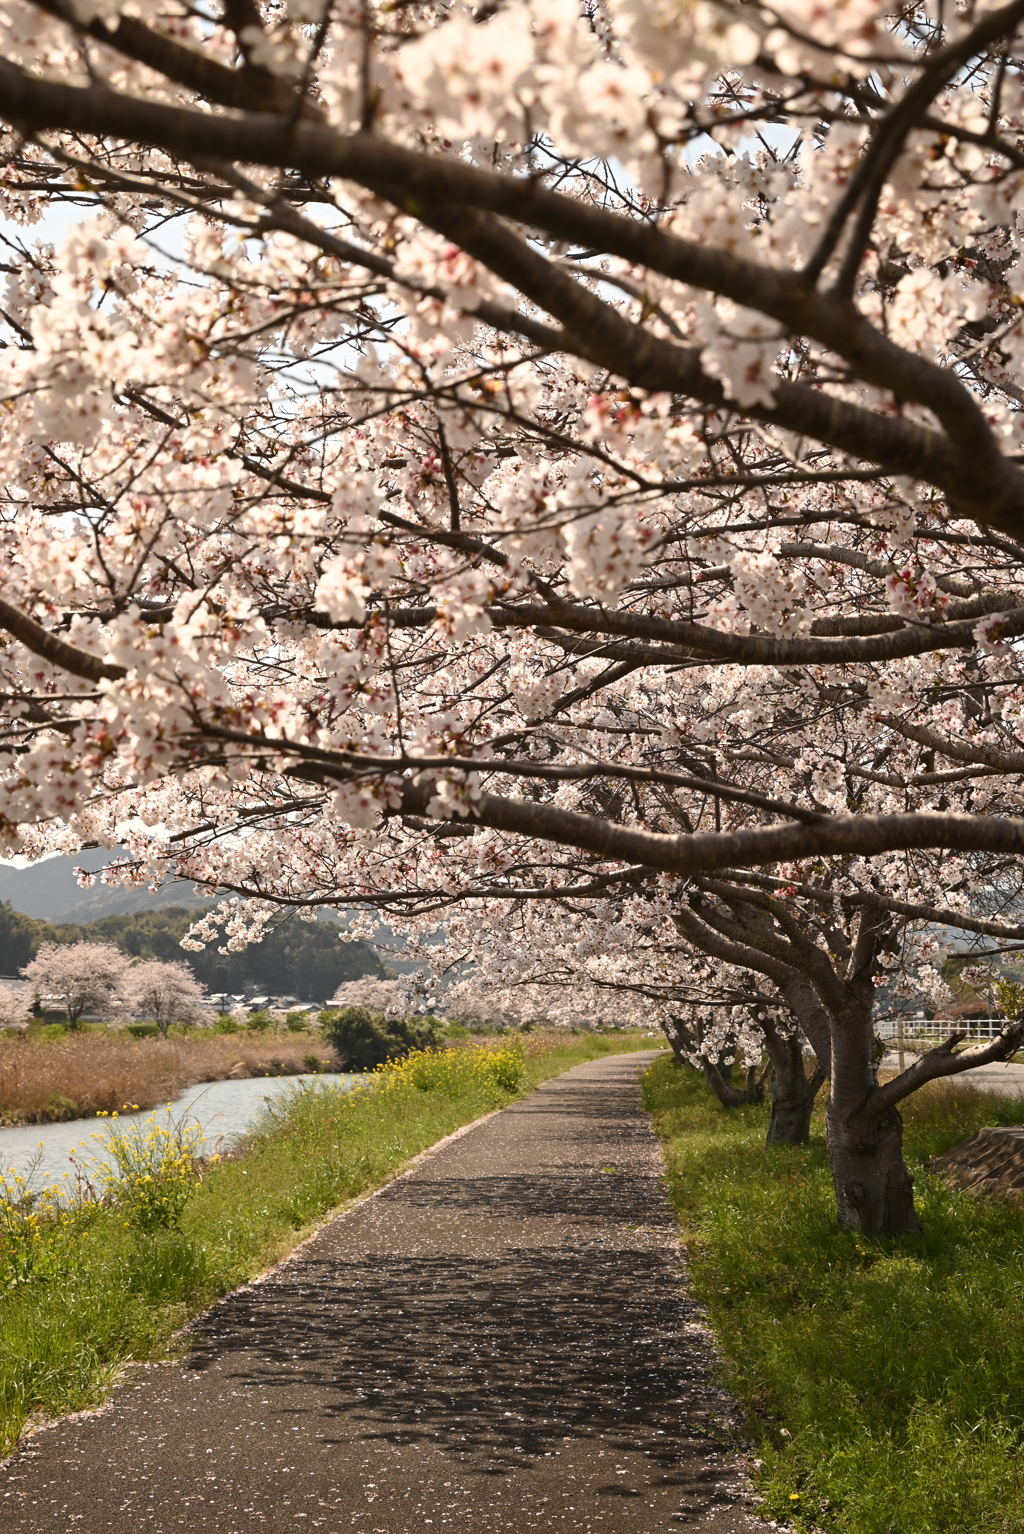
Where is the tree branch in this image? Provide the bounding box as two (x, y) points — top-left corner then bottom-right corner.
(874, 1022), (1024, 1112)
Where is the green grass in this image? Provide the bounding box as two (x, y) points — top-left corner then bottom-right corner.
(0, 1031), (658, 1453)
(642, 1055), (1024, 1534)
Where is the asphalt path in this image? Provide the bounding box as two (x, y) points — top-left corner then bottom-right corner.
(0, 1051), (760, 1533)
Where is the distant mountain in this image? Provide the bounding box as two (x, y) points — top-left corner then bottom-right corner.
(0, 850), (212, 922)
(0, 852), (417, 1001)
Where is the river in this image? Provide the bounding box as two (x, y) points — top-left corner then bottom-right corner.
(0, 1072), (359, 1189)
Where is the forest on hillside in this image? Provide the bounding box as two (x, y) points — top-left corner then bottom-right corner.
(0, 903), (381, 1001)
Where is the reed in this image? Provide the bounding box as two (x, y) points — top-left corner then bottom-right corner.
(0, 1031), (338, 1124)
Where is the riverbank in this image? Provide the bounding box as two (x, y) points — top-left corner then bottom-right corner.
(0, 1032), (661, 1454)
(0, 1071), (359, 1185)
(643, 1056), (1024, 1534)
(0, 1029), (339, 1125)
(0, 1025), (615, 1126)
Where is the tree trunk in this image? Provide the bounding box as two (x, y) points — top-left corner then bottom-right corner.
(826, 1001), (920, 1235)
(698, 1055), (764, 1106)
(661, 1020), (688, 1066)
(826, 1099), (919, 1235)
(663, 1018), (764, 1105)
(763, 1028), (826, 1145)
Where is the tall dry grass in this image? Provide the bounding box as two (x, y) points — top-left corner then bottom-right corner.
(0, 1032), (339, 1123)
(897, 1073), (1024, 1151)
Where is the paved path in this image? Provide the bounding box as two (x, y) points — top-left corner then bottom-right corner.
(0, 1052), (759, 1533)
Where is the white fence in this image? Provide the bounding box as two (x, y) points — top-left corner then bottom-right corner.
(876, 1016), (1011, 1048)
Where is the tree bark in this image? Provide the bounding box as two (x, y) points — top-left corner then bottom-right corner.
(826, 1098), (919, 1235)
(698, 1055), (764, 1107)
(764, 974), (832, 1145)
(825, 1000), (920, 1235)
(662, 1018), (764, 1105)
(661, 1019), (688, 1067)
(761, 1022), (827, 1145)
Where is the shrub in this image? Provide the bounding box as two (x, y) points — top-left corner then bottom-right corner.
(378, 1041), (526, 1099)
(0, 1160), (87, 1293)
(245, 1010), (273, 1033)
(89, 1109), (206, 1233)
(125, 1023), (159, 1039)
(212, 1014), (240, 1034)
(320, 1006), (440, 1070)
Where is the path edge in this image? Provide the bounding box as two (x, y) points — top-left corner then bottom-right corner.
(2, 1052), (660, 1461)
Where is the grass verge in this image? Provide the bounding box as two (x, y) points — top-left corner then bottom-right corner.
(0, 1031), (658, 1454)
(642, 1055), (1024, 1534)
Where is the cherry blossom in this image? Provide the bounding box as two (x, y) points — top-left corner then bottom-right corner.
(0, 0), (1023, 1229)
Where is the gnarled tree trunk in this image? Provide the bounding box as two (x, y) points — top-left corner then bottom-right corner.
(761, 1023), (827, 1145)
(762, 978), (831, 1146)
(826, 1000), (919, 1235)
(699, 1054), (764, 1107)
(826, 1096), (918, 1234)
(663, 1018), (764, 1106)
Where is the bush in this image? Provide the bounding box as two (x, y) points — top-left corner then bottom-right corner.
(212, 1014), (240, 1034)
(0, 1159), (88, 1293)
(125, 1023), (159, 1039)
(320, 1006), (440, 1070)
(390, 1041), (526, 1098)
(90, 1109), (206, 1233)
(245, 1010), (273, 1033)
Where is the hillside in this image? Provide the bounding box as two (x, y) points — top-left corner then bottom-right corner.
(0, 850), (212, 922)
(0, 903), (382, 1004)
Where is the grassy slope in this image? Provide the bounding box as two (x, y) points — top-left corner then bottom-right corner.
(643, 1055), (1024, 1534)
(0, 1033), (658, 1454)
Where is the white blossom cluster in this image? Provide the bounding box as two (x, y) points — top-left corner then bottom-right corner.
(3, 0), (1024, 1225)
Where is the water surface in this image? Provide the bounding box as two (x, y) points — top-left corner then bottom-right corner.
(0, 1072), (358, 1188)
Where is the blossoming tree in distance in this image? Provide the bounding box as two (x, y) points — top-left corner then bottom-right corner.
(119, 957), (208, 1036)
(5, 0), (1024, 1229)
(21, 941), (129, 1027)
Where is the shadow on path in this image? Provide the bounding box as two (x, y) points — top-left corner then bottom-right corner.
(0, 1051), (760, 1533)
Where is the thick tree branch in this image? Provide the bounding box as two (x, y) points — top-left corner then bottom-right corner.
(874, 1022), (1024, 1111)
(722, 871), (1024, 942)
(3, 62), (1023, 533)
(0, 597), (125, 684)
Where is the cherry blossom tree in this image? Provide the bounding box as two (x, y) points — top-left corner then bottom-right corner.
(0, 980), (30, 1030)
(20, 942), (129, 1027)
(4, 0), (1024, 1228)
(120, 958), (208, 1036)
(328, 973), (425, 1018)
(383, 844), (1024, 1220)
(423, 896), (816, 1124)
